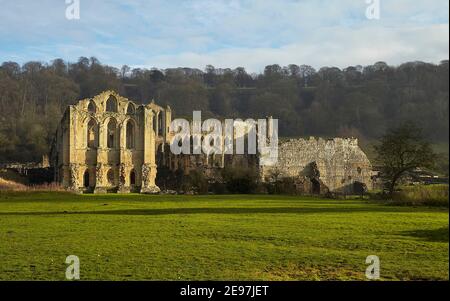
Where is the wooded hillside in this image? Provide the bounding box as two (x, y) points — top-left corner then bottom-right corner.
(0, 58), (448, 163)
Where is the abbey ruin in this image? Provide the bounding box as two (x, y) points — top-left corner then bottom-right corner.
(50, 91), (374, 194)
(50, 91), (170, 194)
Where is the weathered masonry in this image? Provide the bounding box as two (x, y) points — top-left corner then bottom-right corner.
(50, 91), (171, 193)
(51, 91), (374, 194)
(260, 138), (375, 194)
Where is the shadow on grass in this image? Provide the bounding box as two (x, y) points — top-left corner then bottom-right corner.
(0, 191), (348, 204)
(0, 206), (429, 216)
(399, 227), (449, 243)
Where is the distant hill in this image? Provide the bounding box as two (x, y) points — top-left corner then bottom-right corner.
(0, 58), (448, 166)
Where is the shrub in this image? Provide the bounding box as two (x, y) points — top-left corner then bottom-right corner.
(266, 177), (297, 195)
(27, 182), (66, 192)
(0, 177), (65, 192)
(209, 182), (227, 194)
(391, 184), (449, 207)
(0, 177), (27, 191)
(182, 170), (209, 194)
(222, 166), (258, 194)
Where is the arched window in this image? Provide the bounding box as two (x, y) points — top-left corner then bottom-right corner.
(88, 100), (96, 113)
(106, 95), (118, 112)
(158, 113), (163, 136)
(126, 103), (135, 115)
(87, 119), (98, 148)
(107, 169), (115, 185)
(107, 119), (117, 148)
(126, 120), (135, 149)
(83, 170), (90, 188)
(130, 169), (136, 186)
(153, 112), (157, 134)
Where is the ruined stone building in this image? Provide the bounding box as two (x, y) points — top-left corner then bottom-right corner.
(259, 138), (374, 194)
(51, 91), (374, 194)
(50, 91), (171, 193)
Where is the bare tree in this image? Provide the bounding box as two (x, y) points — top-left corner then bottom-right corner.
(374, 123), (436, 196)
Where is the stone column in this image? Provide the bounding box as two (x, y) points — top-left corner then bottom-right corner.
(165, 106), (172, 143)
(155, 111), (159, 137)
(117, 120), (129, 193)
(141, 163), (158, 193)
(117, 163), (129, 193)
(68, 163), (80, 193)
(140, 107), (160, 194)
(94, 163), (107, 194)
(94, 119), (108, 193)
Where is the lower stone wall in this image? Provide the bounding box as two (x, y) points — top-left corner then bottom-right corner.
(260, 137), (374, 194)
(153, 137), (375, 195)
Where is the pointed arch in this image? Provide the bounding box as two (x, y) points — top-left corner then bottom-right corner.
(152, 110), (157, 134)
(126, 119), (136, 149)
(107, 118), (117, 148)
(87, 100), (96, 113)
(106, 95), (118, 112)
(158, 112), (163, 136)
(87, 118), (98, 148)
(126, 102), (135, 115)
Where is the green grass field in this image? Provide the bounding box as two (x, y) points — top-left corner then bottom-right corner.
(0, 192), (448, 280)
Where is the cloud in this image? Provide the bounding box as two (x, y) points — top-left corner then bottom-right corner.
(0, 0), (448, 71)
(143, 24), (449, 72)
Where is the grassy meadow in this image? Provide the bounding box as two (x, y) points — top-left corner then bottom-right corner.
(0, 192), (448, 280)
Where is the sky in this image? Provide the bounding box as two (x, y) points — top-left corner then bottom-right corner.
(0, 0), (448, 72)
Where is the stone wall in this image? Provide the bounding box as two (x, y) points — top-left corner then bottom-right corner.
(260, 137), (374, 194)
(159, 136), (374, 195)
(50, 91), (171, 193)
(50, 91), (375, 195)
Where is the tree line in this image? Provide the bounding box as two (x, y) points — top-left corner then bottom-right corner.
(0, 57), (448, 163)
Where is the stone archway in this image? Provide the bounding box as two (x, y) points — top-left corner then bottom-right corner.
(130, 169), (136, 186)
(107, 169), (115, 186)
(353, 181), (367, 195)
(311, 178), (321, 194)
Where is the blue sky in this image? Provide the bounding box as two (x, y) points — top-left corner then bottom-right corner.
(0, 0), (448, 72)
